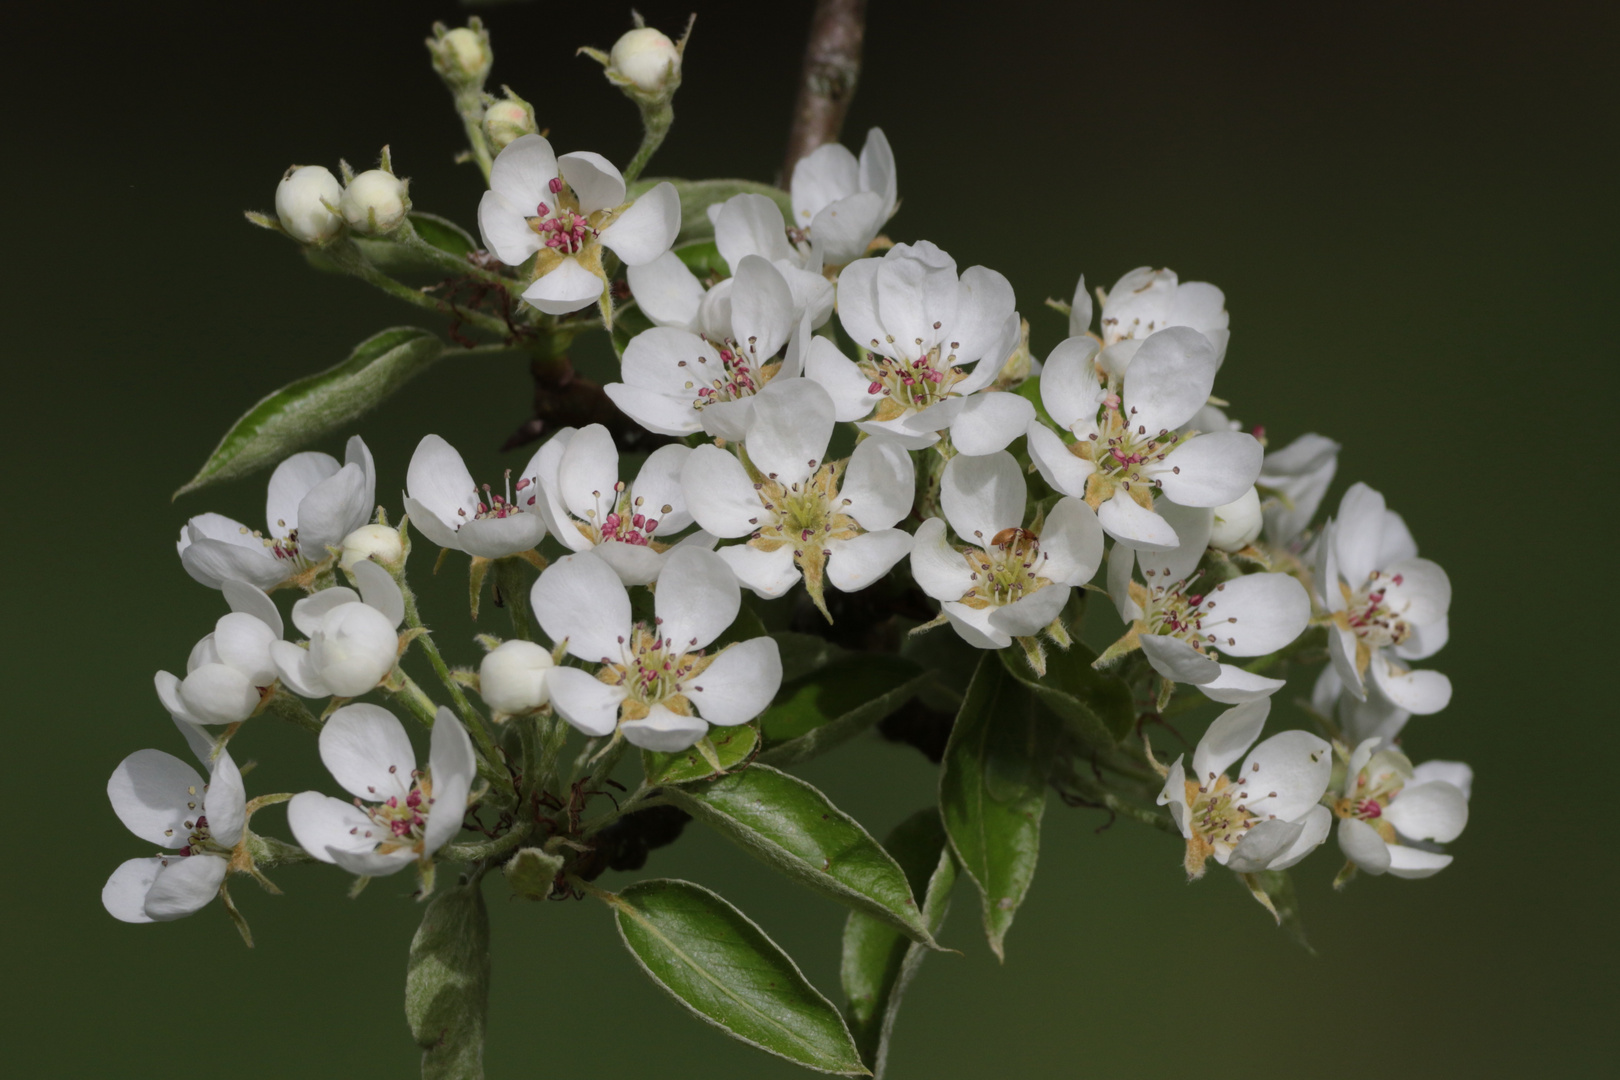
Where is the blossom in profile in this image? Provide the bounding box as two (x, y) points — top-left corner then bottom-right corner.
(270, 560), (405, 699)
(155, 579), (284, 728)
(402, 434), (548, 559)
(789, 126), (897, 267)
(1333, 737), (1470, 879)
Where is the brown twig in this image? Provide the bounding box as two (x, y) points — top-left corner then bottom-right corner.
(781, 0), (868, 186)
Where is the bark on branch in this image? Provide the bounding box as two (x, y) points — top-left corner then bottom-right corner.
(781, 0), (869, 186)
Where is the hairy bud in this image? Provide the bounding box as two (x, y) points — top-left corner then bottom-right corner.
(427, 22), (492, 91)
(340, 169), (410, 235)
(482, 89), (538, 154)
(610, 27), (681, 94)
(339, 524), (404, 572)
(1209, 486), (1263, 551)
(274, 165), (343, 244)
(479, 639), (554, 714)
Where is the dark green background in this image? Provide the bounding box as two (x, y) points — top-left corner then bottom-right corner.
(5, 0), (1612, 1075)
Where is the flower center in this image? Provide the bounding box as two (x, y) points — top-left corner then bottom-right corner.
(240, 521), (306, 563)
(1335, 571), (1411, 651)
(958, 530), (1053, 609)
(1135, 573), (1243, 655)
(168, 780), (228, 856)
(351, 767), (436, 854)
(598, 624), (713, 719)
(745, 461), (861, 559)
(1332, 752), (1407, 840)
(1073, 407), (1186, 509)
(575, 480), (672, 547)
(679, 339), (780, 411)
(454, 469), (531, 526)
(859, 338), (966, 416)
(527, 177), (599, 255)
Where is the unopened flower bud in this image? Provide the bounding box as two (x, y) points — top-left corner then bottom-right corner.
(609, 27), (681, 94)
(274, 165), (343, 244)
(479, 639), (554, 714)
(340, 169), (410, 235)
(428, 23), (492, 91)
(482, 91), (538, 154)
(504, 846), (565, 901)
(1209, 486), (1263, 552)
(340, 524), (404, 572)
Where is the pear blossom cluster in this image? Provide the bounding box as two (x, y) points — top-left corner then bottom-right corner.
(108, 26), (1476, 1037)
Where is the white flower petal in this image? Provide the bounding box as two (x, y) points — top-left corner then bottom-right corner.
(1152, 432), (1263, 508)
(600, 181), (680, 266)
(803, 337), (876, 421)
(948, 391), (1035, 456)
(1192, 698), (1270, 782)
(454, 513), (549, 559)
(940, 451), (1024, 547)
(222, 579), (283, 639)
(307, 603), (398, 696)
(108, 749), (205, 847)
(810, 191), (885, 266)
(1039, 336), (1105, 434)
(839, 435), (914, 531)
(269, 640), (329, 699)
(290, 585), (359, 637)
(213, 611), (278, 683)
(1131, 499), (1211, 584)
(478, 189), (544, 265)
(523, 256), (605, 315)
(1157, 756), (1190, 837)
(286, 791), (375, 865)
(682, 444), (765, 538)
(951, 266), (1018, 364)
(1238, 730), (1332, 821)
(555, 423), (621, 527)
(179, 663), (260, 725)
(951, 313), (1020, 395)
(266, 452), (340, 538)
(1410, 760), (1473, 801)
(296, 462), (370, 555)
(858, 127), (898, 217)
(350, 558), (406, 628)
(592, 540), (666, 586)
(1384, 845), (1454, 879)
(103, 858), (163, 923)
(1396, 615), (1449, 661)
(605, 383), (703, 437)
(716, 543), (801, 598)
(715, 192), (795, 268)
(1258, 433), (1340, 546)
(730, 255), (795, 363)
(941, 602), (1011, 650)
(835, 255), (884, 353)
(698, 397), (756, 442)
(329, 846), (419, 878)
(621, 703), (712, 752)
(1107, 545), (1140, 622)
(406, 435), (479, 527)
(856, 417), (939, 451)
(1338, 817), (1393, 874)
(546, 667), (628, 737)
(627, 251), (705, 329)
(1368, 654), (1451, 715)
(910, 517), (972, 601)
(1197, 572), (1311, 657)
(1266, 804), (1333, 871)
(685, 637), (781, 726)
(1385, 781), (1469, 844)
(876, 248), (959, 362)
(205, 752), (247, 847)
(557, 150), (626, 215)
(319, 703), (416, 802)
(988, 584), (1071, 637)
(1383, 558), (1451, 627)
(489, 134), (556, 208)
(1027, 423), (1094, 498)
(826, 529), (914, 592)
(1196, 664), (1288, 704)
(1333, 483), (1388, 586)
(791, 142), (859, 223)
(1139, 635), (1222, 684)
(179, 532), (284, 591)
(1120, 326), (1219, 436)
(746, 378), (835, 488)
(144, 855), (227, 921)
(532, 553), (632, 664)
(1068, 274), (1093, 337)
(657, 547), (741, 652)
(1097, 489), (1179, 551)
(423, 709), (476, 855)
(632, 444), (693, 535)
(1035, 497), (1104, 587)
(1224, 818), (1304, 872)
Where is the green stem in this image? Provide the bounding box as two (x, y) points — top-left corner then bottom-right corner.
(263, 690), (322, 733)
(492, 557), (535, 641)
(248, 832), (319, 870)
(441, 817), (534, 864)
(454, 90), (495, 183)
(622, 102), (673, 184)
(396, 218), (523, 291)
(323, 239), (512, 338)
(385, 668), (440, 728)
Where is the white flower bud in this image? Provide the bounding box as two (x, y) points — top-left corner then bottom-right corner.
(429, 25), (492, 90)
(482, 95), (538, 154)
(340, 170), (410, 236)
(309, 604), (398, 697)
(1209, 486), (1264, 552)
(479, 640), (554, 714)
(179, 663), (260, 724)
(610, 27), (680, 94)
(339, 524), (404, 572)
(274, 165), (343, 244)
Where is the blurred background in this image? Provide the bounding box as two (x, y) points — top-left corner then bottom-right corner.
(3, 0), (1613, 1075)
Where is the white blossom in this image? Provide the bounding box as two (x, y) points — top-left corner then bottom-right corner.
(1209, 486), (1263, 552)
(286, 704), (475, 877)
(1315, 482), (1451, 715)
(1108, 502), (1312, 703)
(1096, 266), (1229, 368)
(682, 379), (915, 615)
(627, 193), (833, 335)
(270, 560), (404, 699)
(1334, 737), (1470, 879)
(479, 640), (554, 715)
(530, 547), (782, 752)
(178, 436), (376, 591)
(608, 256), (805, 440)
(1026, 329), (1261, 550)
(530, 424), (702, 584)
(789, 127), (897, 267)
(910, 452), (1103, 649)
(1257, 433), (1340, 547)
(155, 579), (284, 728)
(808, 241), (1033, 454)
(102, 747), (246, 923)
(1156, 698), (1332, 879)
(402, 434), (548, 559)
(1312, 662), (1411, 746)
(477, 134), (680, 315)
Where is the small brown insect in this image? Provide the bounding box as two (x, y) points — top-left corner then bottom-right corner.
(991, 527), (1038, 548)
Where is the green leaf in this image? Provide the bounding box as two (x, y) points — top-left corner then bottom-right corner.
(1248, 869), (1315, 955)
(642, 723), (759, 785)
(176, 327), (443, 496)
(939, 653), (1058, 959)
(1013, 375), (1058, 430)
(1001, 637), (1136, 753)
(771, 631), (847, 684)
(609, 298), (655, 359)
(610, 878), (867, 1076)
(674, 239), (729, 279)
(842, 809), (958, 1077)
(664, 764), (940, 948)
(319, 213), (481, 276)
(405, 881), (491, 1080)
(756, 653), (928, 768)
(628, 178), (795, 248)
(711, 598), (769, 651)
(409, 212), (479, 257)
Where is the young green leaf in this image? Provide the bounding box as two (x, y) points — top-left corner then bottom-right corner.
(405, 880), (491, 1080)
(1001, 636), (1136, 752)
(940, 653), (1058, 960)
(673, 239), (729, 279)
(772, 630), (848, 683)
(757, 653), (928, 768)
(842, 809), (958, 1078)
(664, 764), (940, 948)
(627, 177), (794, 247)
(1245, 869), (1315, 955)
(175, 327), (443, 496)
(610, 878), (868, 1076)
(642, 723), (759, 785)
